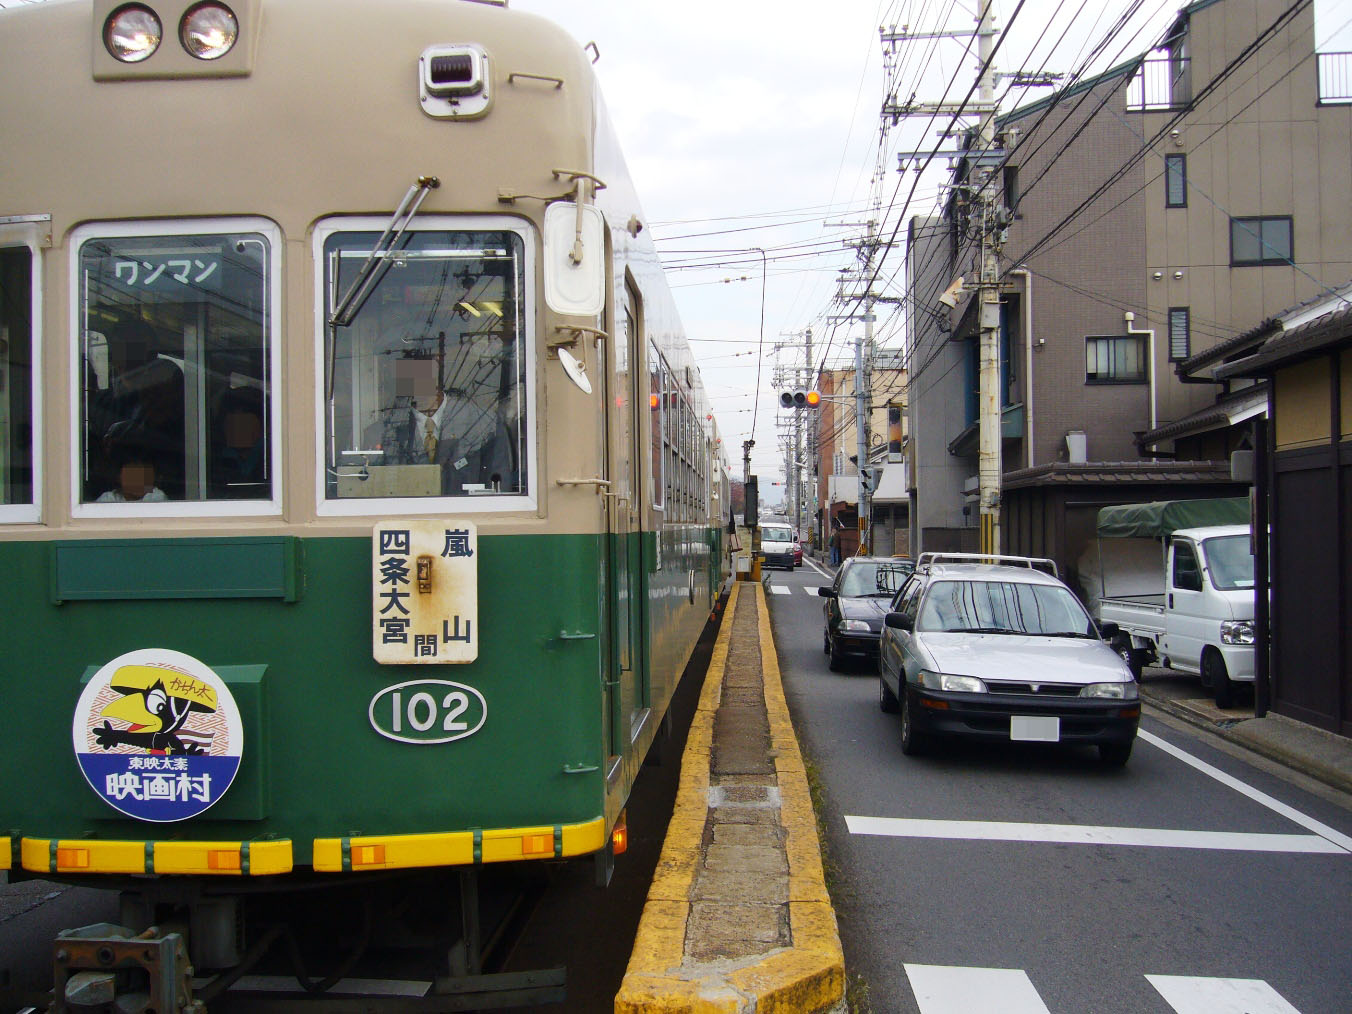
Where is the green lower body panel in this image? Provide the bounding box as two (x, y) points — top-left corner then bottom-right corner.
(0, 528), (720, 876)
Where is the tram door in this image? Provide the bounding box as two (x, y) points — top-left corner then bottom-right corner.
(602, 279), (648, 760)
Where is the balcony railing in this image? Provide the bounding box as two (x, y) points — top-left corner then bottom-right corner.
(1126, 55), (1190, 111)
(1319, 53), (1352, 104)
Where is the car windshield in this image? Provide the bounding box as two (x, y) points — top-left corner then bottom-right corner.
(916, 579), (1096, 636)
(839, 561), (910, 598)
(1203, 534), (1254, 590)
(762, 528), (793, 544)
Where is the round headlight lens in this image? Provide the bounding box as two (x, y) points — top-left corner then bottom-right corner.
(105, 4), (162, 63)
(181, 2), (238, 60)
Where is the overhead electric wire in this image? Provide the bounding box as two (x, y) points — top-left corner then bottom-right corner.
(813, 0), (999, 380)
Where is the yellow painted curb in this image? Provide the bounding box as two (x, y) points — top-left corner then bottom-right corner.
(615, 583), (845, 1013)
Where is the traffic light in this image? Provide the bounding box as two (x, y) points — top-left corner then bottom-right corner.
(779, 390), (821, 409)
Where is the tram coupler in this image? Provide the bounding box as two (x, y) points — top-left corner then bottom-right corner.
(52, 923), (202, 1014)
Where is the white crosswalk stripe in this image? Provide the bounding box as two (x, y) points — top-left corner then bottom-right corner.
(905, 964), (1049, 1013)
(1146, 975), (1302, 1013)
(769, 585), (790, 595)
(904, 966), (1304, 1013)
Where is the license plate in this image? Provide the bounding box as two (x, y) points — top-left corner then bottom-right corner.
(1010, 716), (1060, 742)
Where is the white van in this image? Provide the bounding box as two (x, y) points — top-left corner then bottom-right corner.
(759, 523), (799, 570)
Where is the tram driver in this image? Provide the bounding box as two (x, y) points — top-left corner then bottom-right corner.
(367, 356), (516, 496)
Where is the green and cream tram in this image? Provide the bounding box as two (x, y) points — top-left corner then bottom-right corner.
(0, 0), (729, 1002)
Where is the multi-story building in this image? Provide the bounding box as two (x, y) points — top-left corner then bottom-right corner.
(813, 357), (908, 556)
(907, 0), (1351, 597)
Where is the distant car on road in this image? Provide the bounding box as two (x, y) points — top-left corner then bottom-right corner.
(759, 522), (798, 570)
(878, 553), (1139, 766)
(819, 555), (915, 670)
(793, 538), (803, 568)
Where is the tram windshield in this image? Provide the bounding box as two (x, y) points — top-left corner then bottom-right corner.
(322, 228), (528, 502)
(77, 227), (274, 506)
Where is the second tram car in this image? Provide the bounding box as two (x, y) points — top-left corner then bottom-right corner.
(0, 0), (729, 1005)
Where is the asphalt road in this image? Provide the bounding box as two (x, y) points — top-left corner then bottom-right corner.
(767, 559), (1352, 1014)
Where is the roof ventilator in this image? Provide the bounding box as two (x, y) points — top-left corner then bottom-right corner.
(420, 44), (492, 119)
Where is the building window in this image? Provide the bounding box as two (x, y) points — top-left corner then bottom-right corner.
(1168, 307), (1191, 361)
(1003, 165), (1020, 218)
(1085, 334), (1147, 384)
(1164, 154), (1187, 207)
(1230, 216), (1293, 266)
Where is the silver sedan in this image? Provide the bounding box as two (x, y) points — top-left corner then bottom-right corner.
(878, 557), (1140, 766)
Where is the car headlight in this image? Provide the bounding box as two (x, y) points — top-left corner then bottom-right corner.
(920, 670), (986, 693)
(839, 619), (871, 633)
(1221, 620), (1254, 645)
(1079, 682), (1139, 700)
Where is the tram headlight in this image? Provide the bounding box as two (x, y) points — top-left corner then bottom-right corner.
(104, 4), (163, 63)
(180, 2), (238, 61)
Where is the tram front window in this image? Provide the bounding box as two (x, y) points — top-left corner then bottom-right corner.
(322, 227), (528, 502)
(77, 226), (275, 506)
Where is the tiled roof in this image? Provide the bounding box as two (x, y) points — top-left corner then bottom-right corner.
(1215, 304), (1352, 379)
(1002, 460), (1233, 490)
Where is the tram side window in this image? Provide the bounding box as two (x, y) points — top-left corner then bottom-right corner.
(648, 344), (663, 511)
(0, 245), (34, 510)
(78, 231), (273, 505)
(323, 229), (528, 501)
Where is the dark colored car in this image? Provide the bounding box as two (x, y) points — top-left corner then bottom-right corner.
(878, 554), (1140, 765)
(818, 556), (915, 670)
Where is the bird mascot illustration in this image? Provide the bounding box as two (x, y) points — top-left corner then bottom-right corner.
(93, 664), (218, 755)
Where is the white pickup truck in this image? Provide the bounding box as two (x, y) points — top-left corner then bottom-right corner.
(1087, 499), (1255, 708)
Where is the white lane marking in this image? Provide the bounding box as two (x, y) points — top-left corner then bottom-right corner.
(904, 964), (1050, 1014)
(1137, 728), (1352, 853)
(845, 816), (1347, 853)
(1146, 974), (1302, 1013)
(769, 585), (791, 595)
(804, 557), (833, 579)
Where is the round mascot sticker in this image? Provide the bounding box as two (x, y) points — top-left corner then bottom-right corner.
(73, 649), (243, 822)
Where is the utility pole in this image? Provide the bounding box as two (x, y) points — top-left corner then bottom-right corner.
(884, 1), (1008, 555)
(974, 0), (1002, 557)
(802, 326), (813, 541)
(856, 268), (872, 554)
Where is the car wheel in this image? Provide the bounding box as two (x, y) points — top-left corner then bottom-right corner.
(823, 628), (831, 655)
(1098, 741), (1133, 767)
(1113, 638), (1143, 680)
(878, 673), (899, 713)
(828, 637), (843, 671)
(899, 688), (927, 756)
(1203, 649), (1235, 709)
